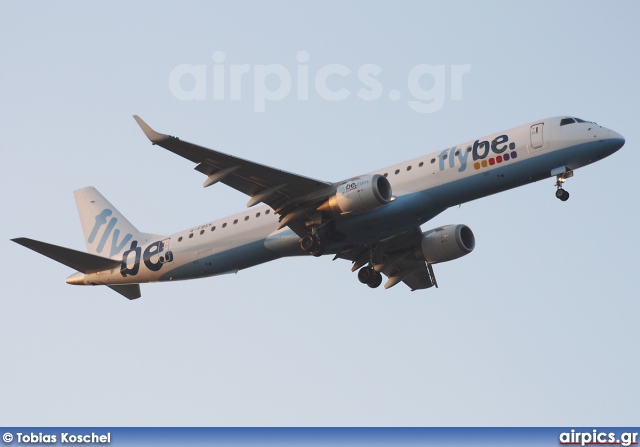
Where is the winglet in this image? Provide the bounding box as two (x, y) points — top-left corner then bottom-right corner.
(133, 115), (171, 144)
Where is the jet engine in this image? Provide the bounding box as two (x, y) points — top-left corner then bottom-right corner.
(318, 174), (392, 214)
(417, 224), (475, 264)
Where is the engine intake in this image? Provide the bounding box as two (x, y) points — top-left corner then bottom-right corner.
(417, 224), (475, 264)
(318, 174), (392, 214)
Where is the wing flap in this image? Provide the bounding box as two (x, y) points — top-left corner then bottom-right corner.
(396, 261), (436, 291)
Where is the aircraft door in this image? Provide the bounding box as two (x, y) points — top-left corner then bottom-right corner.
(160, 238), (173, 263)
(530, 123), (544, 149)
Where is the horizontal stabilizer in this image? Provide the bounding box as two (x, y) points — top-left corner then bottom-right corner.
(11, 237), (121, 274)
(107, 284), (141, 300)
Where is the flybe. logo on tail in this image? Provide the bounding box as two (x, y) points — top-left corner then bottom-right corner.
(90, 208), (173, 277)
(89, 209), (133, 258)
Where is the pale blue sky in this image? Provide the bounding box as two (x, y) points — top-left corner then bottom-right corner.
(1, 0), (639, 426)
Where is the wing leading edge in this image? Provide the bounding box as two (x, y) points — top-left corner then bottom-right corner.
(133, 116), (439, 292)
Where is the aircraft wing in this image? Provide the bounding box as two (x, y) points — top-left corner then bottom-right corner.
(334, 228), (437, 291)
(387, 259), (437, 291)
(134, 116), (335, 235)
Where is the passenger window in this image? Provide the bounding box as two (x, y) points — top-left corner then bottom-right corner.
(233, 219), (238, 224)
(189, 233), (194, 238)
(407, 166), (412, 171)
(455, 150), (460, 156)
(419, 162), (424, 167)
(256, 212), (261, 218)
(200, 230), (204, 235)
(431, 158), (435, 164)
(265, 210), (270, 215)
(443, 154), (448, 160)
(178, 236), (183, 242)
(467, 146), (472, 152)
(222, 223), (227, 228)
(244, 216), (249, 221)
(384, 173), (388, 177)
(211, 226), (216, 231)
(395, 169), (400, 175)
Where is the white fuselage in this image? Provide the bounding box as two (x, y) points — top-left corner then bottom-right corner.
(72, 117), (624, 287)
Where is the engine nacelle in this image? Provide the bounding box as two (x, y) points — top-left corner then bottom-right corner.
(318, 174), (392, 214)
(417, 224), (475, 264)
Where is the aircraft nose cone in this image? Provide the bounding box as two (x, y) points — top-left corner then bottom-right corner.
(608, 130), (625, 152)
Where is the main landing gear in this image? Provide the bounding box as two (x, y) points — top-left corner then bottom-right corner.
(299, 234), (324, 257)
(553, 169), (574, 202)
(299, 219), (344, 257)
(357, 266), (383, 289)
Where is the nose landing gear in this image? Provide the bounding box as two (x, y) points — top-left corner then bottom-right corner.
(553, 168), (574, 202)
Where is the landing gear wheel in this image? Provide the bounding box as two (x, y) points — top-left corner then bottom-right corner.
(358, 266), (374, 284)
(357, 267), (382, 288)
(555, 188), (570, 201)
(367, 270), (382, 289)
(300, 234), (324, 256)
(309, 240), (324, 257)
(300, 234), (318, 252)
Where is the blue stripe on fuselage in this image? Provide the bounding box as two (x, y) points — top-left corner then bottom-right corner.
(159, 239), (278, 281)
(158, 139), (617, 280)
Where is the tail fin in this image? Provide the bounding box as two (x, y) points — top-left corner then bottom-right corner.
(74, 186), (164, 259)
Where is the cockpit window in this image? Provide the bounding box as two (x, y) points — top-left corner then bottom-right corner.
(561, 117), (592, 126)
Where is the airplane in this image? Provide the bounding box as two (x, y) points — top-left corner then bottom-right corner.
(12, 116), (625, 299)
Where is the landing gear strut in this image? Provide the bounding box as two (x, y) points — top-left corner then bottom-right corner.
(357, 266), (382, 288)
